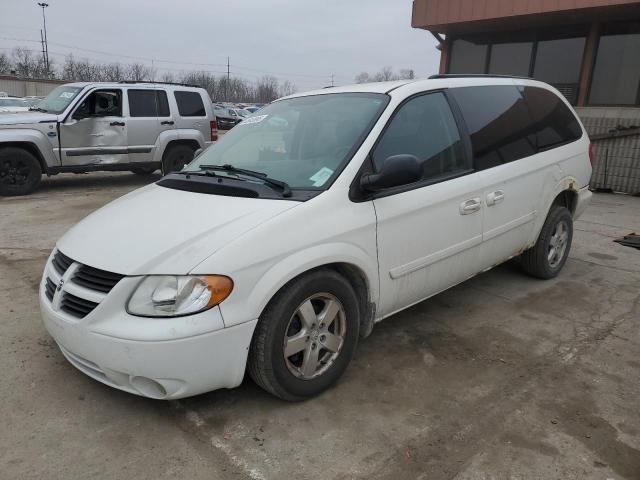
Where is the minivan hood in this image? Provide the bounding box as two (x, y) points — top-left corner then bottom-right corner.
(57, 183), (299, 275)
(0, 111), (57, 125)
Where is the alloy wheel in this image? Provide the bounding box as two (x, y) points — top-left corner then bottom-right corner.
(548, 220), (569, 268)
(283, 293), (346, 380)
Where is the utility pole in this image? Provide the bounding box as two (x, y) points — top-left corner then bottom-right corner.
(226, 56), (230, 101)
(331, 73), (335, 87)
(40, 29), (46, 73)
(37, 2), (50, 77)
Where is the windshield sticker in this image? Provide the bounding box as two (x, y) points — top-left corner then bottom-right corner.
(240, 114), (268, 125)
(59, 91), (75, 99)
(310, 167), (334, 187)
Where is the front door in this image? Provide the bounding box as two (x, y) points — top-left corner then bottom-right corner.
(60, 88), (128, 166)
(372, 92), (484, 318)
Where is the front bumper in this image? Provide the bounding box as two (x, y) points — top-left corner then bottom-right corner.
(40, 267), (257, 400)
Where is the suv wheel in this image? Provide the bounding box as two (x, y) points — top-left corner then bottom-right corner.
(162, 144), (195, 174)
(0, 147), (42, 196)
(248, 269), (360, 401)
(520, 205), (573, 279)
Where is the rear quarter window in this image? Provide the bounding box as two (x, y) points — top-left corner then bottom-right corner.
(174, 91), (206, 117)
(519, 86), (583, 151)
(450, 85), (583, 171)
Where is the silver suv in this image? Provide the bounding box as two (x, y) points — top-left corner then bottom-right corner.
(0, 81), (217, 196)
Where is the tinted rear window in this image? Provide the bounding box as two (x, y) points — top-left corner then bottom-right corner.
(450, 85), (536, 170)
(128, 90), (170, 117)
(174, 91), (206, 117)
(519, 86), (583, 151)
(451, 85), (582, 170)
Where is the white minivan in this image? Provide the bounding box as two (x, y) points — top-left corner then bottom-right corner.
(40, 76), (592, 401)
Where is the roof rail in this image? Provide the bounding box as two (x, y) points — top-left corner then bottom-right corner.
(117, 80), (200, 88)
(428, 74), (533, 80)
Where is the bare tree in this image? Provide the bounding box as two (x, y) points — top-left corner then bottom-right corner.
(355, 72), (370, 84)
(355, 67), (415, 84)
(399, 68), (415, 80)
(279, 80), (296, 97)
(255, 75), (279, 103)
(12, 47), (48, 78)
(125, 63), (155, 81)
(3, 44), (298, 103)
(0, 53), (11, 74)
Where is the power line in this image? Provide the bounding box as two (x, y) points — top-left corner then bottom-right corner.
(0, 35), (341, 81)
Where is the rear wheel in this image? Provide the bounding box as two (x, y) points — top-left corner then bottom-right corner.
(0, 147), (42, 196)
(520, 206), (573, 279)
(162, 144), (195, 174)
(248, 269), (360, 401)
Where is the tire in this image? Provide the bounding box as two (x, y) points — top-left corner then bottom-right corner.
(0, 147), (42, 196)
(520, 205), (573, 279)
(248, 269), (360, 401)
(130, 166), (157, 175)
(162, 144), (195, 174)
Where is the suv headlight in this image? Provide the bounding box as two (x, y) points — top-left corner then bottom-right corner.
(127, 275), (233, 317)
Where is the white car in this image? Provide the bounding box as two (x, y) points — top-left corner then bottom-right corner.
(40, 76), (592, 401)
(0, 97), (29, 113)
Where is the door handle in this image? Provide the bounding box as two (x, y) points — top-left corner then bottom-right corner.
(109, 121), (125, 126)
(459, 198), (481, 215)
(160, 120), (174, 125)
(486, 190), (505, 206)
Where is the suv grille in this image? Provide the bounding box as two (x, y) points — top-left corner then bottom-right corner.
(60, 292), (100, 319)
(73, 265), (125, 293)
(52, 250), (73, 275)
(44, 277), (56, 301)
(44, 249), (124, 319)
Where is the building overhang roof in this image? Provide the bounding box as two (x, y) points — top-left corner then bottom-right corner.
(412, 0), (640, 35)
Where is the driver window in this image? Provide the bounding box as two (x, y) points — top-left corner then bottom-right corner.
(73, 90), (122, 119)
(372, 92), (469, 182)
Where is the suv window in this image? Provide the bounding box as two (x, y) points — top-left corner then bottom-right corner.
(128, 89), (170, 117)
(73, 89), (122, 119)
(372, 92), (468, 181)
(450, 85), (536, 170)
(174, 91), (206, 117)
(519, 86), (582, 151)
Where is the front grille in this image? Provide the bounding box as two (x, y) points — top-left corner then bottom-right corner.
(60, 292), (99, 319)
(46, 249), (125, 320)
(52, 250), (73, 275)
(73, 265), (124, 294)
(44, 277), (56, 301)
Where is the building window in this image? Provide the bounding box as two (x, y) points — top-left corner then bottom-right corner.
(446, 33), (586, 105)
(488, 42), (533, 76)
(589, 26), (640, 105)
(533, 37), (585, 105)
(449, 39), (487, 74)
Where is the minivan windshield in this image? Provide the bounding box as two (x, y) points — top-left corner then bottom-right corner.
(185, 93), (388, 190)
(35, 85), (84, 114)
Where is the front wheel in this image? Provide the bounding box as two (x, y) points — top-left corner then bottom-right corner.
(520, 205), (573, 279)
(247, 269), (360, 401)
(0, 147), (42, 196)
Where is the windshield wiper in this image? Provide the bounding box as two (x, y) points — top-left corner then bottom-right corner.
(28, 107), (47, 112)
(198, 164), (292, 197)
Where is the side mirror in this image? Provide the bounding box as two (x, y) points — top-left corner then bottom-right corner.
(194, 148), (203, 158)
(360, 154), (421, 191)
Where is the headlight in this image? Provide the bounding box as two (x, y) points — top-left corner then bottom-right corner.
(127, 275), (233, 317)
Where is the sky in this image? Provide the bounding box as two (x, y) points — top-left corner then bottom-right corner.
(0, 0), (440, 91)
